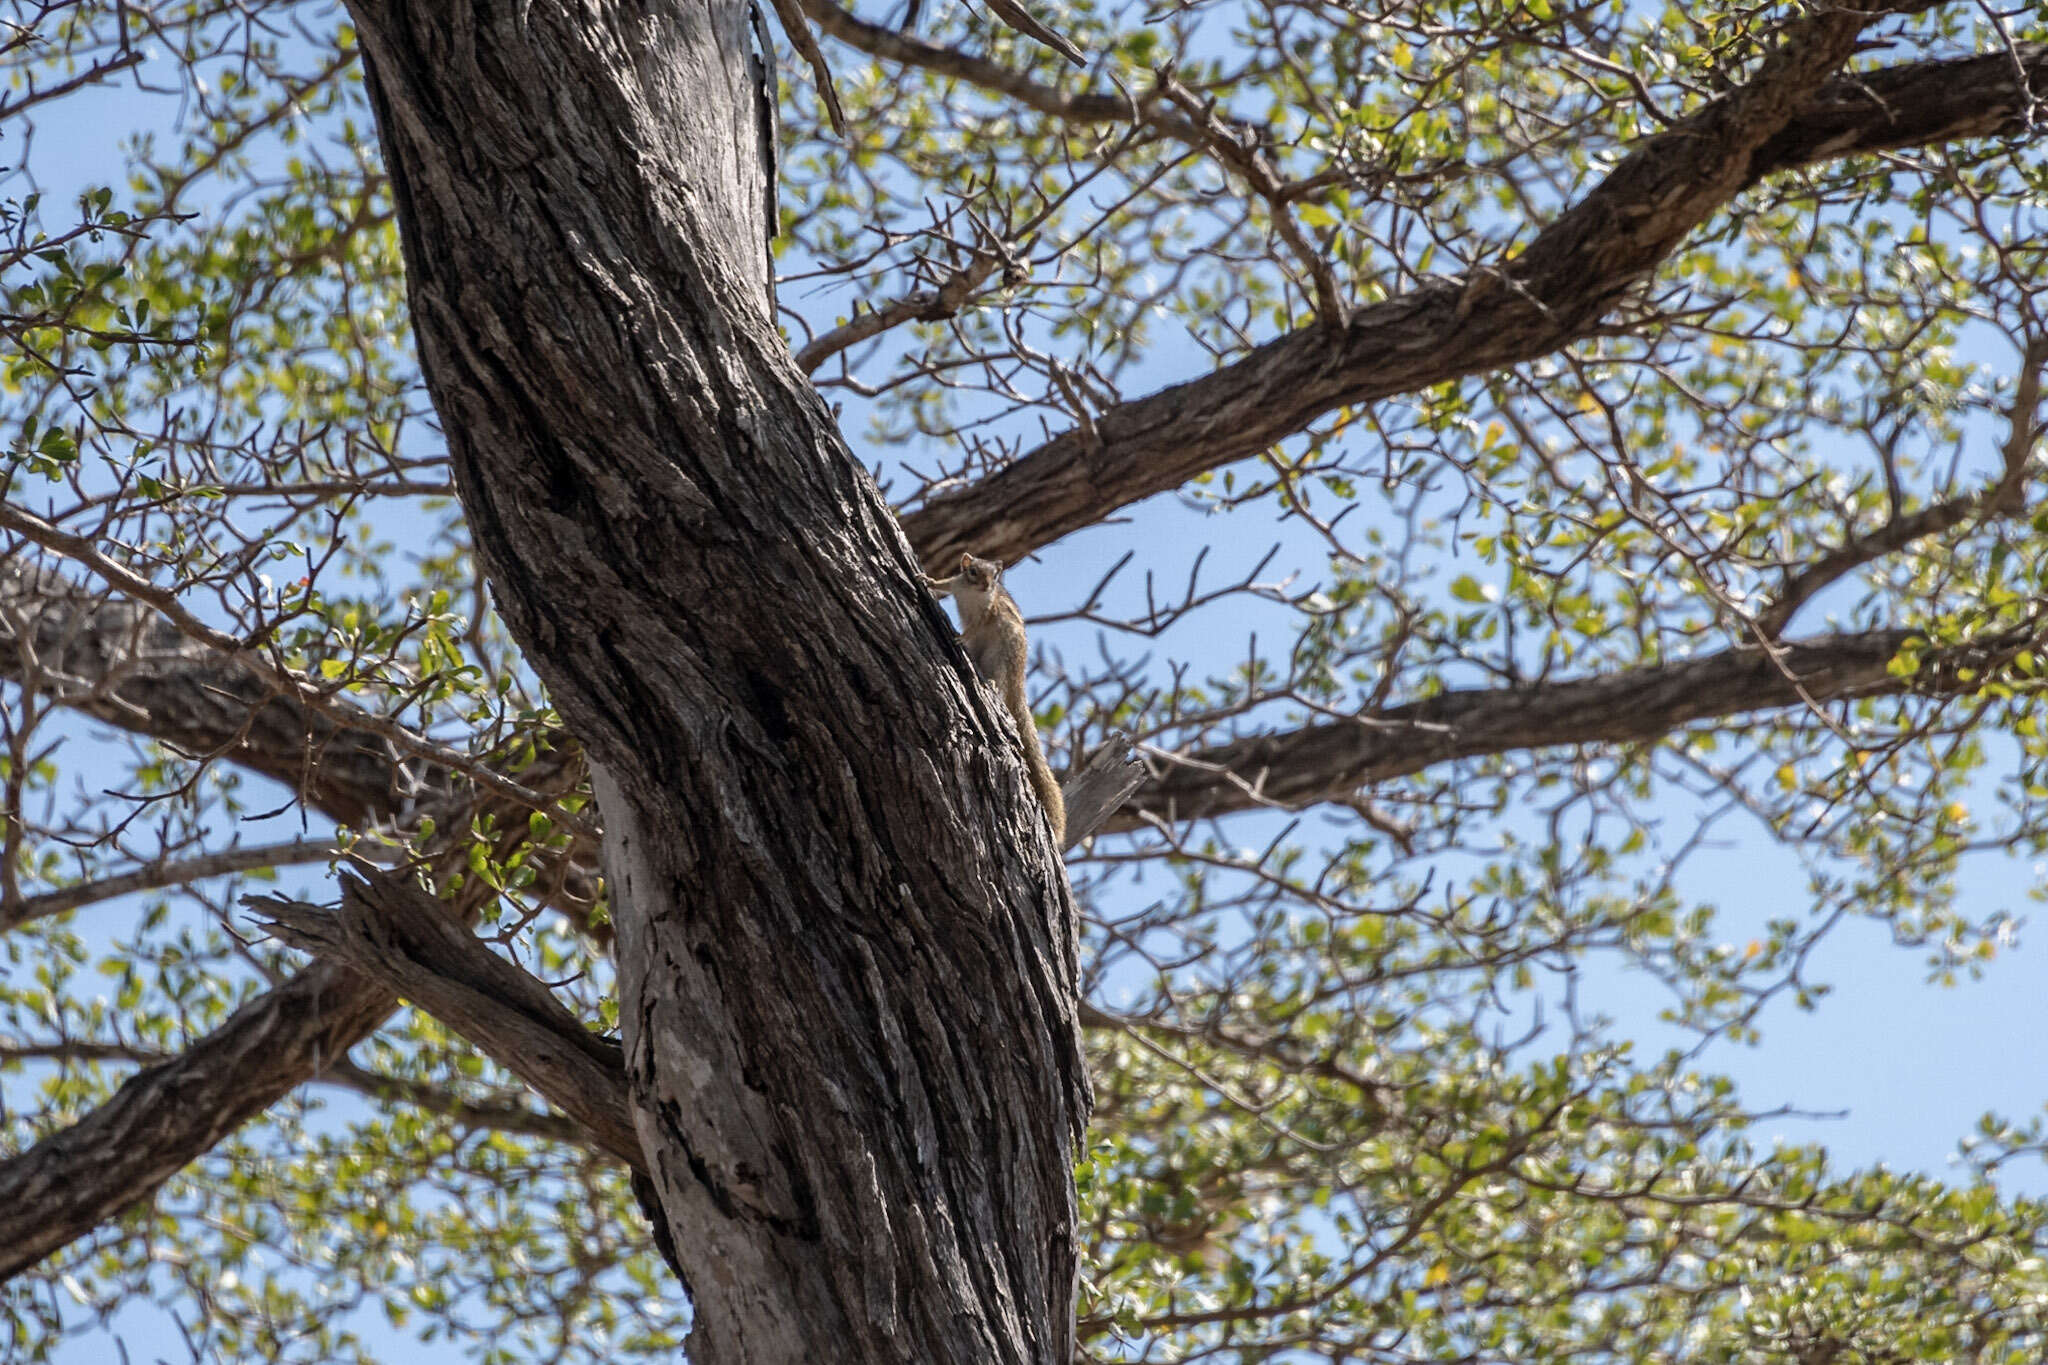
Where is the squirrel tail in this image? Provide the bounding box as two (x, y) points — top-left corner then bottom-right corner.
(1006, 681), (1066, 845)
(1025, 734), (1067, 846)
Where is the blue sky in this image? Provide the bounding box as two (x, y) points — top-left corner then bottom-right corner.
(12, 10), (2048, 1362)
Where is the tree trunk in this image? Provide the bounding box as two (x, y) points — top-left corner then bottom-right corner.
(342, 5), (1089, 1362)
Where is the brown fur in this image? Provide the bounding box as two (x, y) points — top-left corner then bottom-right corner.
(923, 553), (1066, 844)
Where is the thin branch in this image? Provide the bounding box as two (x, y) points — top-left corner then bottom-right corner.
(1155, 74), (1346, 326)
(0, 836), (370, 931)
(1756, 336), (2048, 636)
(323, 1058), (603, 1150)
(903, 37), (2048, 571)
(795, 241), (1009, 373)
(0, 501), (599, 837)
(0, 45), (143, 121)
(766, 0), (848, 135)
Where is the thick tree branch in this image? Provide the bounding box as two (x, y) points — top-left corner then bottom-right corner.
(0, 507), (594, 833)
(0, 953), (399, 1281)
(0, 739), (587, 1284)
(253, 624), (2048, 1153)
(1, 1041), (598, 1150)
(1754, 39), (2047, 166)
(0, 566), (603, 909)
(0, 587), (2017, 1282)
(902, 35), (2048, 571)
(0, 556), (1102, 1292)
(4, 32), (2025, 836)
(1119, 624), (2042, 827)
(251, 870), (642, 1170)
(811, 5), (2043, 162)
(0, 562), (456, 826)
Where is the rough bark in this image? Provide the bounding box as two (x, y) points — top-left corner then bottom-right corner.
(252, 870), (643, 1169)
(341, 4), (1089, 1362)
(901, 26), (2044, 572)
(243, 735), (1139, 1187)
(4, 0), (2040, 1308)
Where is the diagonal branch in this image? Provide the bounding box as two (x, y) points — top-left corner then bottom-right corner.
(250, 869), (642, 1170)
(0, 734), (589, 1283)
(0, 561), (455, 826)
(1755, 335), (2048, 636)
(794, 241), (1009, 374)
(1156, 74), (1346, 325)
(0, 504), (596, 834)
(1753, 39), (2048, 166)
(1116, 623), (2043, 828)
(0, 953), (402, 1281)
(802, 0), (1113, 120)
(901, 37), (2048, 571)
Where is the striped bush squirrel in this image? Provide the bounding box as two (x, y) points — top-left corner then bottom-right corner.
(922, 553), (1066, 844)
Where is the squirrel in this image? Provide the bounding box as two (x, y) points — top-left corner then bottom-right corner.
(922, 552), (1066, 845)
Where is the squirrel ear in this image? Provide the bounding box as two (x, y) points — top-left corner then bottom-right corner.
(958, 552), (974, 570)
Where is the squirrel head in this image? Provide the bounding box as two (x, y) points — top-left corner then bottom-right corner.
(955, 553), (1001, 591)
(925, 553), (1004, 616)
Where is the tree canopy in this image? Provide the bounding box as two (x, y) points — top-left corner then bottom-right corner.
(4, 0), (2048, 1361)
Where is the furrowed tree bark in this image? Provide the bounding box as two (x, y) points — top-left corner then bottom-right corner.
(7, 0), (2043, 1301)
(342, 5), (1088, 1362)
